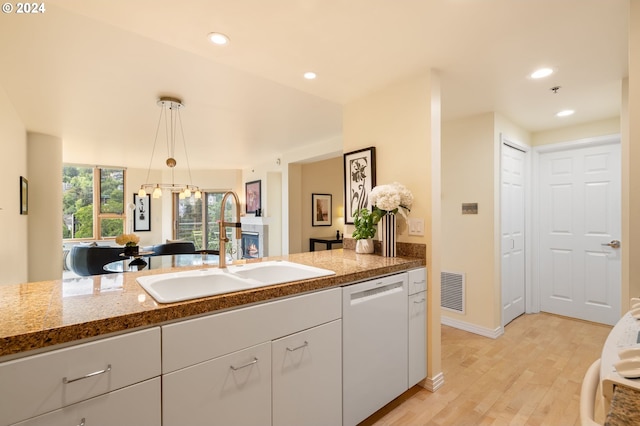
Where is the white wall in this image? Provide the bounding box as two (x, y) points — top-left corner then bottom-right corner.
(0, 87), (27, 285)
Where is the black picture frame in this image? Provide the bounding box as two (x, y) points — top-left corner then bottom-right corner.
(343, 147), (376, 224)
(245, 180), (262, 214)
(312, 193), (332, 226)
(20, 176), (28, 215)
(133, 193), (151, 231)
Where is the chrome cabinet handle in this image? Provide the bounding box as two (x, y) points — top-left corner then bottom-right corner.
(601, 240), (621, 249)
(286, 341), (309, 352)
(413, 298), (426, 304)
(230, 357), (258, 371)
(63, 364), (112, 384)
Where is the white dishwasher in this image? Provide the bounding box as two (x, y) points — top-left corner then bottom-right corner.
(342, 273), (408, 426)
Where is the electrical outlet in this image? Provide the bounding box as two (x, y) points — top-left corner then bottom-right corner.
(408, 218), (424, 236)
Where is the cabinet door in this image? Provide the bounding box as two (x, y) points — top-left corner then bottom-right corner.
(272, 320), (342, 426)
(408, 291), (427, 387)
(13, 378), (161, 426)
(163, 342), (271, 426)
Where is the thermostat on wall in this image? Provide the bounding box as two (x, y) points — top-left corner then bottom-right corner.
(462, 203), (478, 215)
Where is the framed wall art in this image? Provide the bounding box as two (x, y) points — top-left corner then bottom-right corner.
(312, 193), (332, 226)
(245, 180), (262, 214)
(133, 193), (151, 231)
(20, 176), (28, 215)
(343, 147), (376, 224)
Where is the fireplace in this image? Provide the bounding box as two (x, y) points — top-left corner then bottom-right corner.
(241, 232), (260, 259)
(240, 217), (268, 258)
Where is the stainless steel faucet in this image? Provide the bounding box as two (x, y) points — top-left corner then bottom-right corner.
(218, 191), (242, 268)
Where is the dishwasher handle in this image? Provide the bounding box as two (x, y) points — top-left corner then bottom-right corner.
(349, 281), (404, 305)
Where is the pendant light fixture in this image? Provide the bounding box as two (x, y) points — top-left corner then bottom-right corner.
(138, 97), (201, 199)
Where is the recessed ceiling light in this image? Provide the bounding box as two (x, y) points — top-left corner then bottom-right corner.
(208, 32), (229, 45)
(556, 109), (575, 117)
(303, 71), (317, 80)
(530, 68), (554, 79)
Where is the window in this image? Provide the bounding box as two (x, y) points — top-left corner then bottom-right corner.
(63, 165), (126, 240)
(174, 191), (236, 252)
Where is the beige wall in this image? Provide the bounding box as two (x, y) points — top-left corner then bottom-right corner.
(441, 113), (497, 330)
(27, 133), (63, 282)
(343, 71), (443, 389)
(298, 157), (343, 252)
(532, 117), (620, 146)
(287, 164), (303, 253)
(266, 171), (282, 256)
(0, 87), (27, 285)
(627, 2), (640, 304)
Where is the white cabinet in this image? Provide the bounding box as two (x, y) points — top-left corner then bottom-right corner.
(272, 319), (342, 426)
(0, 327), (161, 426)
(163, 342), (272, 426)
(161, 288), (342, 426)
(408, 267), (427, 387)
(12, 378), (161, 426)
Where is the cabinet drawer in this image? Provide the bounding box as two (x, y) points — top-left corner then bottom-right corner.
(272, 319), (342, 426)
(12, 378), (161, 426)
(162, 287), (341, 373)
(408, 267), (427, 295)
(0, 327), (160, 426)
(163, 341), (271, 426)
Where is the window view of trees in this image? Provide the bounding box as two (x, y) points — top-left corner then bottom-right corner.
(63, 165), (125, 239)
(175, 192), (235, 251)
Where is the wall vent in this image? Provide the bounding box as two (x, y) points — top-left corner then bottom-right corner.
(441, 271), (465, 313)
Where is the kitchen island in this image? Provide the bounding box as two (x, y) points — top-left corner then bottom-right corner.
(0, 248), (424, 359)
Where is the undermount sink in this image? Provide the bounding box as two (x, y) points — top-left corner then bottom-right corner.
(136, 260), (335, 303)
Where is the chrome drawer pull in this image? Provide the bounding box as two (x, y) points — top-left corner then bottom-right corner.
(78, 418), (86, 426)
(413, 298), (426, 304)
(63, 364), (112, 384)
(286, 341), (309, 352)
(230, 357), (258, 371)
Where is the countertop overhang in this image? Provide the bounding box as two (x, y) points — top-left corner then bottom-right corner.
(0, 250), (424, 358)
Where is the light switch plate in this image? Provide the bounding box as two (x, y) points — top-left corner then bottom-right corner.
(408, 218), (424, 236)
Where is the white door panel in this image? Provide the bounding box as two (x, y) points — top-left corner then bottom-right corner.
(502, 142), (527, 326)
(539, 143), (620, 325)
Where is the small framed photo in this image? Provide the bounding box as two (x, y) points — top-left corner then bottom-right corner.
(312, 193), (332, 226)
(20, 176), (28, 215)
(245, 180), (262, 214)
(133, 193), (151, 231)
(344, 147), (376, 224)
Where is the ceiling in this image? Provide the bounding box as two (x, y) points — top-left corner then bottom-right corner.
(0, 0), (629, 170)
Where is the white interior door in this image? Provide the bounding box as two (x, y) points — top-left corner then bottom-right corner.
(501, 142), (526, 326)
(538, 142), (621, 325)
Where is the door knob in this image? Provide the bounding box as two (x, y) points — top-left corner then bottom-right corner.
(601, 240), (621, 249)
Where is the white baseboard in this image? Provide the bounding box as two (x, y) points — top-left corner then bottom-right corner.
(441, 316), (504, 339)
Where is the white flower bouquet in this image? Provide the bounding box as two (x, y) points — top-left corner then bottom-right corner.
(369, 182), (413, 219)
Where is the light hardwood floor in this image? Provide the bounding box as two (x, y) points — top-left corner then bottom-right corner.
(360, 313), (612, 426)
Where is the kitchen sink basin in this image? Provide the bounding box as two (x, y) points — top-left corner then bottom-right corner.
(136, 260), (335, 303)
(136, 270), (256, 303)
(226, 260), (336, 285)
